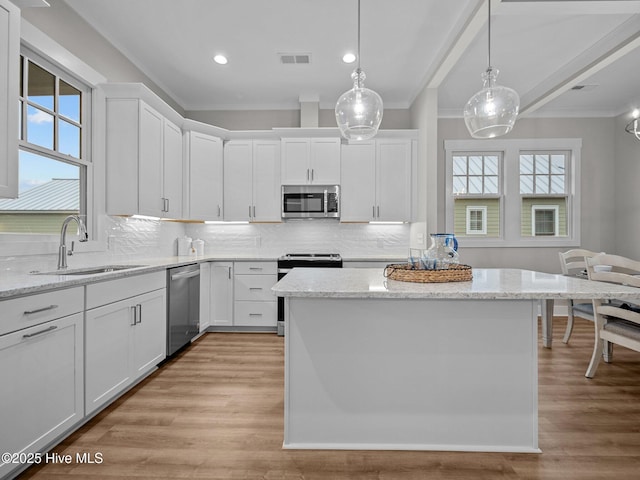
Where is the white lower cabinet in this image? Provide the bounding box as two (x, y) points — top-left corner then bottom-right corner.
(233, 261), (277, 327)
(210, 262), (234, 327)
(199, 262), (211, 332)
(85, 273), (166, 415)
(0, 311), (84, 479)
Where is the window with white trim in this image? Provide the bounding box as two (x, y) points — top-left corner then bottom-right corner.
(519, 152), (568, 238)
(531, 205), (559, 236)
(450, 152), (501, 239)
(0, 49), (92, 235)
(445, 139), (581, 247)
(466, 206), (487, 235)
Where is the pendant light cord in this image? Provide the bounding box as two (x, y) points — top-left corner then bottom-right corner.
(357, 0), (362, 86)
(487, 0), (492, 71)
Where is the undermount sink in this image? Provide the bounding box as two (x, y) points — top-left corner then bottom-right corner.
(34, 265), (148, 276)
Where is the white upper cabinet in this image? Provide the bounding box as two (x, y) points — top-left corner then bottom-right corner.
(106, 98), (183, 218)
(162, 119), (184, 218)
(281, 138), (341, 185)
(0, 0), (19, 199)
(341, 138), (415, 222)
(340, 141), (376, 221)
(184, 131), (223, 221)
(224, 139), (281, 222)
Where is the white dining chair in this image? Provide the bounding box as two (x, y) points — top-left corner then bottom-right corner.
(558, 249), (599, 343)
(584, 253), (640, 378)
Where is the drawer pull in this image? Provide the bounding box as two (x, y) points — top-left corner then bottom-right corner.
(23, 325), (58, 338)
(24, 304), (59, 315)
(249, 267), (263, 271)
(249, 313), (263, 317)
(249, 287), (263, 290)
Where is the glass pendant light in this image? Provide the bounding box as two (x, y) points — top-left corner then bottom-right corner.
(464, 0), (519, 139)
(625, 109), (640, 140)
(335, 0), (383, 141)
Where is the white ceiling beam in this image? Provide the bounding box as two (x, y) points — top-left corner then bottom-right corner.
(520, 17), (640, 115)
(424, 0), (499, 90)
(498, 1), (640, 16)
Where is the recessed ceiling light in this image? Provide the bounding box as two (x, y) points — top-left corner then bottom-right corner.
(342, 53), (356, 64)
(213, 54), (228, 65)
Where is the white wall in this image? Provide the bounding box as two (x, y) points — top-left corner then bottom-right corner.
(614, 112), (640, 259)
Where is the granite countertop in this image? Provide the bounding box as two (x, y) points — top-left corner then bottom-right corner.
(272, 267), (640, 300)
(0, 254), (272, 299)
(0, 254), (405, 300)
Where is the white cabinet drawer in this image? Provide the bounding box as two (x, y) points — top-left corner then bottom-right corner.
(0, 287), (84, 336)
(86, 271), (165, 309)
(234, 261), (276, 275)
(234, 274), (277, 301)
(234, 301), (277, 327)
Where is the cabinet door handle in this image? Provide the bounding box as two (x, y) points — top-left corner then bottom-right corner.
(137, 304), (142, 324)
(166, 198), (170, 213)
(377, 206), (380, 218)
(218, 205), (221, 217)
(23, 325), (58, 338)
(227, 266), (231, 279)
(372, 206), (376, 218)
(307, 168), (310, 181)
(311, 169), (314, 181)
(249, 205), (252, 218)
(131, 305), (137, 326)
(253, 205), (256, 217)
(24, 304), (59, 315)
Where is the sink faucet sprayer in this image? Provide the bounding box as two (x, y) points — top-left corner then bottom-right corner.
(57, 215), (88, 269)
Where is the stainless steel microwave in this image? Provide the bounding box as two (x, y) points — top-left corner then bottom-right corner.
(281, 185), (340, 219)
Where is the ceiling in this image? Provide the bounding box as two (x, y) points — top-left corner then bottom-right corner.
(61, 0), (640, 119)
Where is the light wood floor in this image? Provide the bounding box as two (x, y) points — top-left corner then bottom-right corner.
(19, 318), (640, 480)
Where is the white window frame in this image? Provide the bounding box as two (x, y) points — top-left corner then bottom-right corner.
(531, 205), (559, 237)
(0, 20), (107, 256)
(445, 138), (581, 248)
(466, 206), (487, 235)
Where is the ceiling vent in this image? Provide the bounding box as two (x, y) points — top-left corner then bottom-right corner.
(279, 53), (311, 65)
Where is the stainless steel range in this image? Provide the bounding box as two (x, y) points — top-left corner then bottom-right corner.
(276, 253), (342, 335)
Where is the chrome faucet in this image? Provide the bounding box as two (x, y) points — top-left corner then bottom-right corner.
(58, 215), (88, 269)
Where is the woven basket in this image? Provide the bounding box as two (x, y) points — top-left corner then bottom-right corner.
(384, 263), (473, 283)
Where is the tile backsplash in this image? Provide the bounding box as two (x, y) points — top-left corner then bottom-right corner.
(185, 221), (410, 258)
(0, 216), (410, 273)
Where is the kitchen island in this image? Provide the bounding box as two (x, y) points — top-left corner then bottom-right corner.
(272, 267), (640, 453)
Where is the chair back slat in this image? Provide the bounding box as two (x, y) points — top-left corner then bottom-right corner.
(559, 249), (598, 275)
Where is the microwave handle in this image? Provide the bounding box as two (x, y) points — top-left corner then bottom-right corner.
(324, 188), (328, 217)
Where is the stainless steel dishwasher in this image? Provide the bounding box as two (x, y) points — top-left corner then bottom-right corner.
(167, 263), (200, 356)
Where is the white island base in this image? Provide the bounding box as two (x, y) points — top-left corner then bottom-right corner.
(284, 297), (539, 453)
